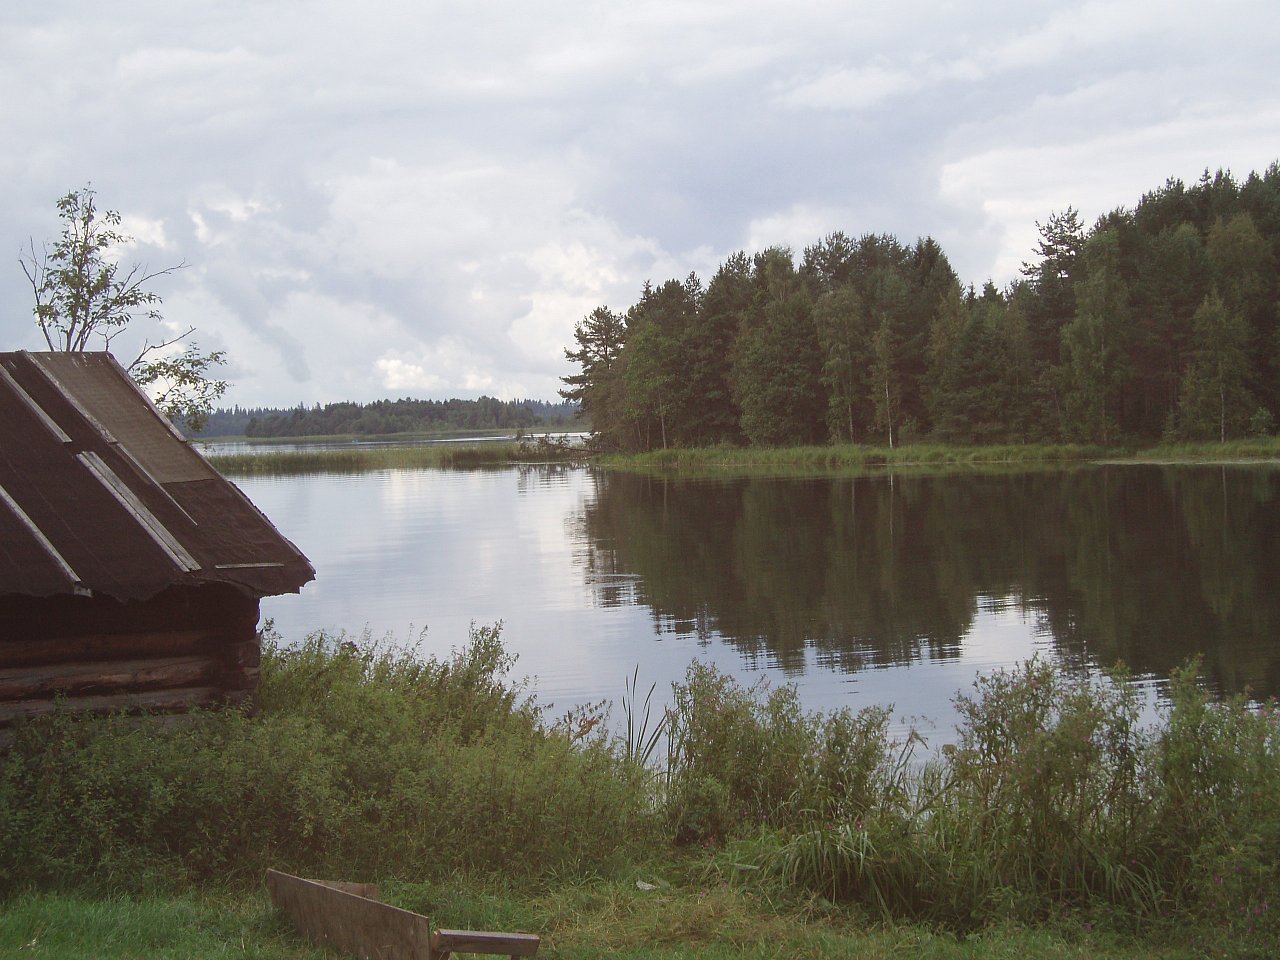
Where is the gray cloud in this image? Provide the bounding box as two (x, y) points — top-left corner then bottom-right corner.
(3, 0), (1278, 407)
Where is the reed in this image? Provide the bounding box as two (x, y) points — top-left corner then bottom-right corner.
(209, 438), (584, 476)
(1136, 437), (1280, 461)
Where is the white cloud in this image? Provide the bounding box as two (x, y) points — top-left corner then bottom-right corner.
(116, 215), (171, 250)
(778, 62), (919, 111)
(375, 356), (447, 394)
(745, 204), (846, 255)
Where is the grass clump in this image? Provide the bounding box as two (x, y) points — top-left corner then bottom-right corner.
(661, 663), (905, 844)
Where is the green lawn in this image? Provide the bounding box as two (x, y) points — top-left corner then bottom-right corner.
(0, 883), (1200, 960)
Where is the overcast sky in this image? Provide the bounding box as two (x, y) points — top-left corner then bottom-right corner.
(3, 1), (1278, 408)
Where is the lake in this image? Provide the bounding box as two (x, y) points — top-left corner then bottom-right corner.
(233, 461), (1280, 744)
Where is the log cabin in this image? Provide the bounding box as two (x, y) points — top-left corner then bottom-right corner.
(0, 351), (314, 745)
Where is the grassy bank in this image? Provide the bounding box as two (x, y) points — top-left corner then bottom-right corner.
(600, 439), (1280, 476)
(599, 442), (1108, 475)
(3, 631), (1279, 956)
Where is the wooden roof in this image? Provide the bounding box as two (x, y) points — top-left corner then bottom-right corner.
(0, 351), (314, 602)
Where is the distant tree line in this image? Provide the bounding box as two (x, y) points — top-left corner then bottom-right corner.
(194, 397), (579, 438)
(563, 164), (1280, 450)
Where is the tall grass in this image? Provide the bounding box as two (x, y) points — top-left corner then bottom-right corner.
(1133, 438), (1280, 461)
(4, 636), (1279, 950)
(692, 658), (1280, 946)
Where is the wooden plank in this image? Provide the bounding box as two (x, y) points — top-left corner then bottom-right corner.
(266, 869), (433, 960)
(0, 628), (220, 668)
(431, 929), (541, 957)
(0, 685), (244, 727)
(314, 878), (381, 901)
(0, 655), (221, 702)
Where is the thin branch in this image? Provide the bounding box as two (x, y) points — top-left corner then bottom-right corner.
(126, 326), (198, 370)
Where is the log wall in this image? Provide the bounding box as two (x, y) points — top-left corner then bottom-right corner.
(0, 583), (261, 744)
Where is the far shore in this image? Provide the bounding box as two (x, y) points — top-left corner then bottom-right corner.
(205, 435), (1280, 477)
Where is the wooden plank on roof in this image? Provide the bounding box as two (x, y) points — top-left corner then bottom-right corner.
(0, 481), (85, 593)
(0, 363), (72, 443)
(30, 352), (215, 484)
(77, 451), (201, 572)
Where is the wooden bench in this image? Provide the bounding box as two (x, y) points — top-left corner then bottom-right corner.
(266, 869), (540, 959)
(430, 929), (539, 959)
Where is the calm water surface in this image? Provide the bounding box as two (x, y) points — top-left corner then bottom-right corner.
(238, 463), (1280, 742)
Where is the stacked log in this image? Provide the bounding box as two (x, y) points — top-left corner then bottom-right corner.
(0, 583), (262, 748)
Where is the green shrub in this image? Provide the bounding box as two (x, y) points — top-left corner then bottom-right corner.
(1148, 664), (1280, 946)
(0, 625), (657, 895)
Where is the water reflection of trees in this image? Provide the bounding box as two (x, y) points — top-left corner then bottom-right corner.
(573, 466), (1280, 696)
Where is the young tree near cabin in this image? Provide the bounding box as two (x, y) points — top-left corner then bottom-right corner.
(19, 185), (227, 430)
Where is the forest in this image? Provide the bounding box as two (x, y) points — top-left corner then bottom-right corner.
(196, 396), (579, 438)
(563, 164), (1280, 450)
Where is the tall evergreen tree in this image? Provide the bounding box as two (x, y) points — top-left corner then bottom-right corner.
(870, 318), (902, 448)
(1021, 208), (1085, 369)
(1060, 229), (1130, 444)
(925, 282), (970, 440)
(813, 286), (869, 443)
(1176, 292), (1255, 441)
(732, 250), (825, 446)
(560, 305), (627, 448)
